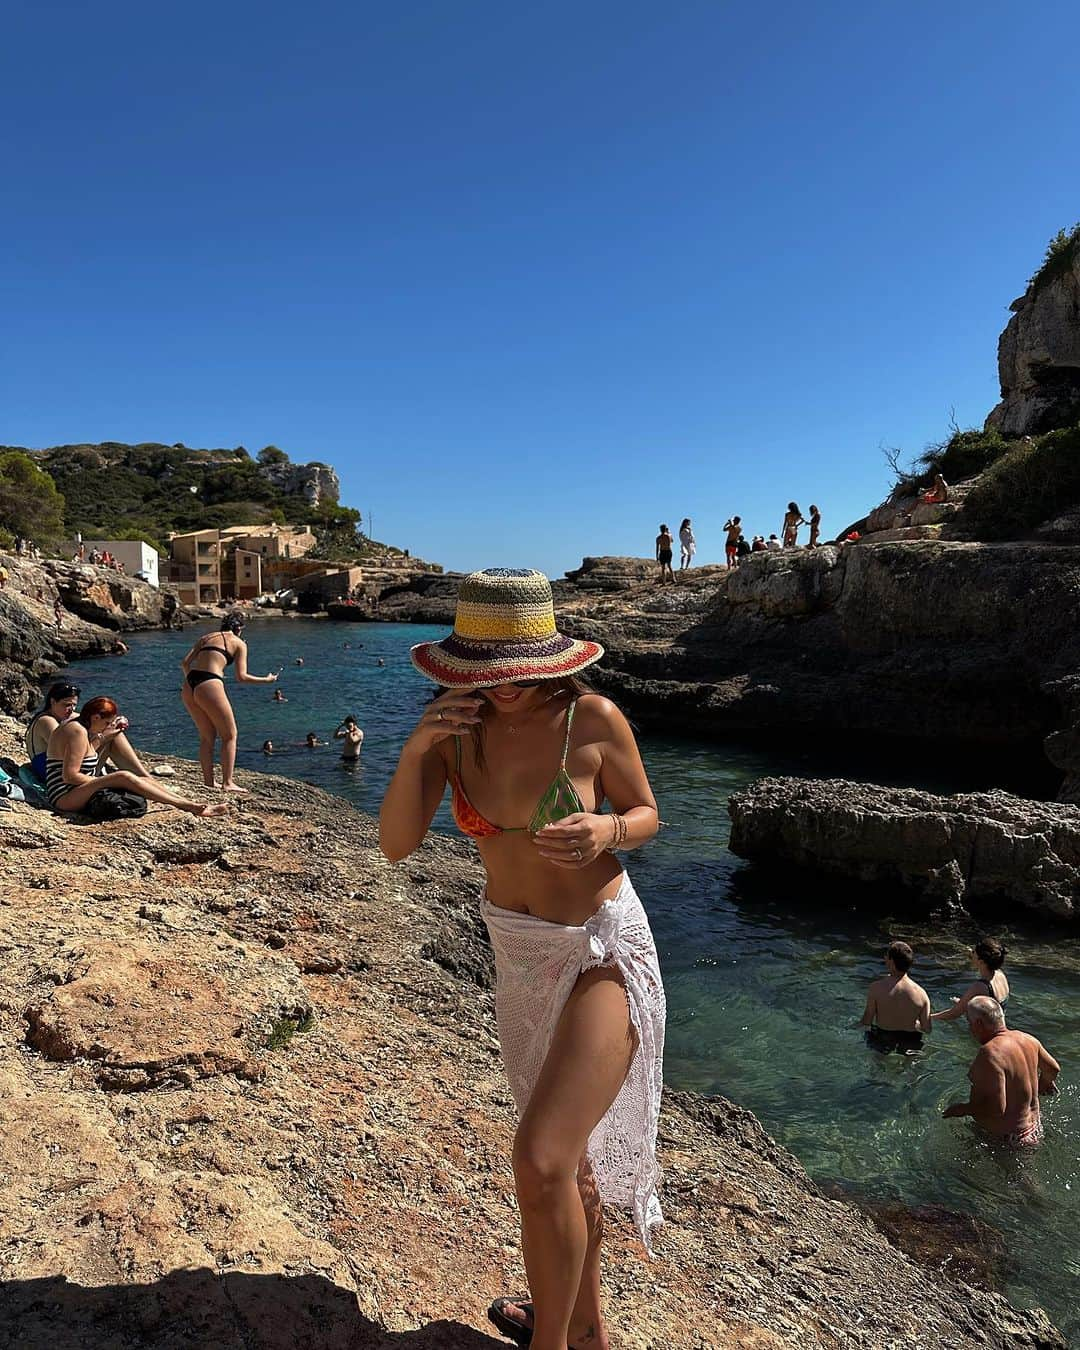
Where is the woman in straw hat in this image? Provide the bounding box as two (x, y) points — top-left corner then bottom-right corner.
(381, 568), (665, 1350)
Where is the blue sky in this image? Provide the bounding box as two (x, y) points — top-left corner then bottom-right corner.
(3, 1), (1079, 576)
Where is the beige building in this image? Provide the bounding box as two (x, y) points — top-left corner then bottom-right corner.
(219, 523), (317, 560)
(167, 523), (319, 604)
(167, 530), (221, 606)
(223, 547), (263, 601)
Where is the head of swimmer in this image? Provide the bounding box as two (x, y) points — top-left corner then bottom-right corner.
(965, 995), (1005, 1044)
(221, 611), (246, 637)
(884, 940), (913, 977)
(971, 937), (1006, 976)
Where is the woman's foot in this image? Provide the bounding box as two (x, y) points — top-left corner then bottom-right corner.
(190, 802), (230, 817)
(220, 783), (249, 795)
(491, 1299), (606, 1349)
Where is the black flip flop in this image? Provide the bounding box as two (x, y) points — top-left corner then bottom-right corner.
(487, 1298), (535, 1347)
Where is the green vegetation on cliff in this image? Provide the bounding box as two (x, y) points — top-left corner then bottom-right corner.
(961, 423), (1080, 538)
(0, 441), (358, 557)
(0, 451), (66, 549)
(1029, 222), (1080, 294)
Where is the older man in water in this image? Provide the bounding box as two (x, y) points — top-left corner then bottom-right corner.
(944, 997), (1060, 1147)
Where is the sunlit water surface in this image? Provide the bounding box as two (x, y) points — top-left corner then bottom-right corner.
(61, 621), (1080, 1336)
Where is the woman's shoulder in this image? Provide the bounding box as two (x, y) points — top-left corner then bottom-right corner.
(572, 692), (630, 735)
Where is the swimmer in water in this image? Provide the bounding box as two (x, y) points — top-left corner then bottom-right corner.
(334, 716), (364, 761)
(272, 688), (288, 703)
(296, 657), (305, 667)
(262, 739), (274, 755)
(304, 731), (324, 748)
(376, 658), (385, 667)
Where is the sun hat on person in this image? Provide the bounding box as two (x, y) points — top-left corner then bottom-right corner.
(410, 568), (604, 688)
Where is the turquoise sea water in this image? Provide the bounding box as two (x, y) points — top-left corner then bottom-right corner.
(61, 620), (1080, 1337)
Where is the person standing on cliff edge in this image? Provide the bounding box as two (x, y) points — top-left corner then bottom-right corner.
(380, 568), (665, 1350)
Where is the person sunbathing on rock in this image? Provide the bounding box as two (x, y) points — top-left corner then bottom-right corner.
(943, 997), (1058, 1147)
(46, 697), (227, 818)
(860, 940), (932, 1054)
(931, 937), (1009, 1024)
(922, 472), (950, 504)
(25, 683), (150, 783)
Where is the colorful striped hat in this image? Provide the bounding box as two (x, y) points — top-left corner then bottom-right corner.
(410, 568), (604, 688)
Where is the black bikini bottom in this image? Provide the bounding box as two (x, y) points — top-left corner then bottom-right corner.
(866, 1027), (924, 1055)
(187, 671), (226, 690)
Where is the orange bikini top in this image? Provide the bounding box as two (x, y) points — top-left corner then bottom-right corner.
(451, 699), (585, 839)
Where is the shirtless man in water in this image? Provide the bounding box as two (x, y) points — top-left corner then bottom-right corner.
(944, 997), (1060, 1147)
(860, 940), (932, 1054)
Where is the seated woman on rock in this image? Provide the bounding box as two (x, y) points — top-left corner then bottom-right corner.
(46, 696), (227, 818)
(25, 683), (151, 783)
(931, 937), (1010, 1023)
(922, 472), (950, 504)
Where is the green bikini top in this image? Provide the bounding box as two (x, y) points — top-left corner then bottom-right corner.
(451, 699), (585, 838)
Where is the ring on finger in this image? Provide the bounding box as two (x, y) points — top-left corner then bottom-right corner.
(573, 847), (582, 861)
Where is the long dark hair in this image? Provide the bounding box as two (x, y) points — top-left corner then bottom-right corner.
(974, 937), (1007, 971)
(431, 675), (598, 773)
(680, 518), (691, 531)
(43, 681), (80, 710)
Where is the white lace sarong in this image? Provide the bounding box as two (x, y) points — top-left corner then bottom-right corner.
(481, 872), (665, 1253)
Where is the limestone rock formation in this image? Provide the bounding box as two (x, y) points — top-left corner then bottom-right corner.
(257, 458), (341, 507)
(44, 559), (171, 630)
(986, 244), (1080, 436)
(0, 722), (1065, 1347)
(727, 776), (1080, 919)
(550, 542), (1080, 800)
(0, 555), (170, 716)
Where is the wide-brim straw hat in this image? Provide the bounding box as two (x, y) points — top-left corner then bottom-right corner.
(410, 568), (604, 688)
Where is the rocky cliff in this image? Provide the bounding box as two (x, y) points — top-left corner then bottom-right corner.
(0, 554), (172, 716)
(987, 239), (1080, 437)
(549, 547), (1080, 799)
(728, 777), (1080, 920)
(256, 458), (341, 508)
(0, 722), (1064, 1349)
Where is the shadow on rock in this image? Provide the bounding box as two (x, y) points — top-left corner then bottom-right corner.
(0, 1270), (508, 1350)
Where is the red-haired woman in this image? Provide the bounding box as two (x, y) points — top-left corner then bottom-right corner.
(46, 697), (228, 817)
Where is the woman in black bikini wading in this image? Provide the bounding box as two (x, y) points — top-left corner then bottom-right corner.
(180, 612), (278, 793)
(380, 569), (666, 1350)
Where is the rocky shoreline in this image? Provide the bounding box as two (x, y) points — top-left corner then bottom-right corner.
(0, 720), (1065, 1348)
(728, 777), (1080, 921)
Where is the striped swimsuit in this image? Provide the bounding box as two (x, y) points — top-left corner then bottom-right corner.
(45, 749), (99, 808)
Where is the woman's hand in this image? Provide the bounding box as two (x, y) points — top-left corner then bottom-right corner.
(533, 812), (614, 868)
(266, 672), (279, 682)
(404, 689), (483, 755)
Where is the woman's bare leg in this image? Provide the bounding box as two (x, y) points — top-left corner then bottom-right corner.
(511, 967), (636, 1350)
(192, 681), (245, 792)
(181, 684), (218, 786)
(102, 731), (149, 776)
(54, 770), (228, 817)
